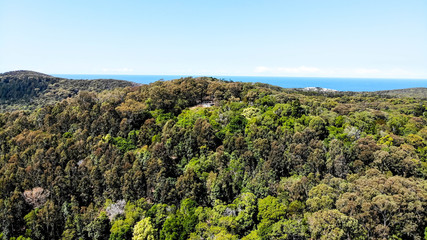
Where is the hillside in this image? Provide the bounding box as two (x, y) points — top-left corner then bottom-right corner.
(2, 70), (426, 113)
(295, 86), (427, 99)
(0, 76), (427, 239)
(373, 87), (427, 99)
(0, 70), (136, 112)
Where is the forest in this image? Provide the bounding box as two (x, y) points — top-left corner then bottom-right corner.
(0, 71), (135, 112)
(0, 73), (427, 240)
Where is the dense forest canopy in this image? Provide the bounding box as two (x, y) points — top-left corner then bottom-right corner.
(0, 71), (135, 112)
(0, 72), (427, 239)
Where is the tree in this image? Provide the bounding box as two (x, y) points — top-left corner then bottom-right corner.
(23, 187), (50, 208)
(256, 195), (287, 240)
(309, 116), (327, 139)
(109, 219), (131, 240)
(326, 139), (348, 178)
(336, 169), (427, 239)
(159, 215), (184, 240)
(86, 212), (111, 240)
(306, 184), (337, 212)
(307, 209), (365, 240)
(133, 217), (156, 240)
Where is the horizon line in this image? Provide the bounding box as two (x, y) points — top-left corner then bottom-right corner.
(50, 73), (427, 81)
(1, 70), (427, 80)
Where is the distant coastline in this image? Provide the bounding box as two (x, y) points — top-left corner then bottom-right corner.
(52, 74), (427, 92)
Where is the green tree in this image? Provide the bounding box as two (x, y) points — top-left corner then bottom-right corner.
(133, 217), (156, 240)
(86, 211), (111, 240)
(308, 209), (365, 240)
(109, 219), (131, 240)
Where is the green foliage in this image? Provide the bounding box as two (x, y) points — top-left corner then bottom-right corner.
(160, 215), (184, 240)
(242, 107), (261, 119)
(271, 219), (309, 239)
(62, 132), (73, 138)
(109, 219), (131, 240)
(0, 70), (134, 112)
(257, 196), (286, 222)
(307, 209), (365, 240)
(309, 116), (327, 138)
(255, 95), (276, 107)
(388, 114), (408, 135)
(158, 199), (198, 240)
(86, 212), (111, 240)
(255, 196), (289, 240)
(225, 114), (247, 133)
(306, 184), (337, 211)
(133, 217), (156, 240)
(0, 75), (426, 239)
(112, 136), (136, 152)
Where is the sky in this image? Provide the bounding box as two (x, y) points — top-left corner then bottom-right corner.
(0, 0), (426, 78)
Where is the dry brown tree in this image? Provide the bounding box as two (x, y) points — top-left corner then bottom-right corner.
(23, 187), (50, 208)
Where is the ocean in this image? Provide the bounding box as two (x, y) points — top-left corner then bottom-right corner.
(52, 74), (427, 92)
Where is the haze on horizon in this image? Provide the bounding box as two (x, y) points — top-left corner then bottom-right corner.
(0, 0), (426, 79)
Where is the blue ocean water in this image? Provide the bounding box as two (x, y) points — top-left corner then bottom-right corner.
(52, 74), (427, 92)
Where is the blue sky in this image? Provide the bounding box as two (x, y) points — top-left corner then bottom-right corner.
(0, 0), (426, 78)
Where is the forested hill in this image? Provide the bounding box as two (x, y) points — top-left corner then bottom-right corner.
(0, 74), (427, 239)
(373, 87), (427, 99)
(297, 87), (427, 99)
(1, 70), (425, 113)
(0, 70), (136, 112)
